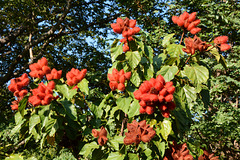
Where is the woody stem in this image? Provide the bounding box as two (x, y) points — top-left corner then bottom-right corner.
(175, 55), (192, 75)
(119, 113), (128, 136)
(179, 31), (185, 45)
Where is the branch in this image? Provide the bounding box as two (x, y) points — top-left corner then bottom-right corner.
(119, 113), (128, 136)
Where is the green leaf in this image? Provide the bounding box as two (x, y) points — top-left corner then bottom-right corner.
(144, 45), (154, 63)
(56, 84), (77, 100)
(162, 33), (175, 47)
(49, 119), (59, 137)
(144, 148), (152, 160)
(184, 64), (209, 84)
(107, 152), (125, 160)
(79, 142), (99, 158)
(10, 120), (25, 136)
(157, 66), (178, 82)
(18, 96), (28, 116)
(29, 114), (40, 134)
(153, 54), (166, 72)
(126, 51), (141, 69)
(109, 136), (124, 151)
(160, 119), (172, 141)
(116, 97), (132, 114)
(166, 44), (184, 57)
(78, 78), (89, 95)
(144, 64), (154, 80)
(210, 47), (220, 62)
(128, 153), (139, 160)
(130, 71), (141, 87)
(180, 85), (197, 107)
(60, 99), (78, 121)
(219, 54), (227, 69)
(153, 141), (165, 158)
(128, 99), (140, 118)
(89, 102), (103, 118)
(14, 112), (22, 125)
(111, 43), (123, 62)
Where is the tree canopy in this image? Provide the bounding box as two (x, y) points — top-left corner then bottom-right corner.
(0, 0), (239, 159)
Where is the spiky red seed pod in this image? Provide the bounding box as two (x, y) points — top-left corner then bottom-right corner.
(107, 73), (115, 81)
(167, 86), (175, 94)
(117, 83), (125, 91)
(165, 81), (173, 88)
(119, 75), (126, 83)
(128, 36), (134, 41)
(141, 93), (151, 102)
(181, 11), (189, 20)
(98, 136), (108, 146)
(127, 29), (135, 36)
(146, 106), (154, 115)
(42, 66), (51, 75)
(156, 75), (165, 85)
(134, 90), (142, 100)
(184, 21), (190, 28)
(120, 38), (127, 43)
(159, 88), (168, 96)
(119, 69), (125, 76)
(172, 16), (178, 24)
(220, 43), (231, 51)
(162, 110), (170, 118)
(149, 94), (159, 102)
(124, 72), (131, 80)
(187, 22), (195, 31)
(98, 126), (107, 137)
(123, 44), (130, 52)
(155, 82), (164, 91)
(38, 57), (48, 67)
(139, 100), (147, 107)
(158, 103), (168, 111)
(129, 19), (137, 28)
(133, 27), (141, 34)
(116, 17), (124, 26)
(109, 81), (118, 91)
(158, 95), (165, 103)
(19, 89), (28, 97)
(214, 36), (228, 44)
(139, 106), (146, 114)
(122, 30), (128, 37)
(47, 81), (55, 90)
(124, 137), (134, 145)
(92, 129), (99, 138)
(165, 94), (173, 102)
(149, 78), (156, 87)
(141, 135), (151, 143)
(188, 12), (197, 22)
(190, 27), (201, 34)
(177, 18), (184, 27)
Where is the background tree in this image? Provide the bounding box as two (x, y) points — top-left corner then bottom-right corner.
(0, 0), (239, 159)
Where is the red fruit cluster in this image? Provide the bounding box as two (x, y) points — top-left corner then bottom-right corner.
(10, 98), (23, 110)
(108, 68), (131, 91)
(46, 68), (62, 80)
(134, 75), (176, 118)
(172, 11), (201, 34)
(8, 73), (30, 110)
(198, 150), (219, 160)
(66, 68), (87, 86)
(111, 17), (141, 52)
(92, 126), (108, 146)
(29, 57), (52, 79)
(8, 73), (29, 98)
(28, 81), (55, 107)
(163, 141), (193, 160)
(124, 120), (156, 145)
(214, 36), (231, 51)
(182, 35), (212, 55)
